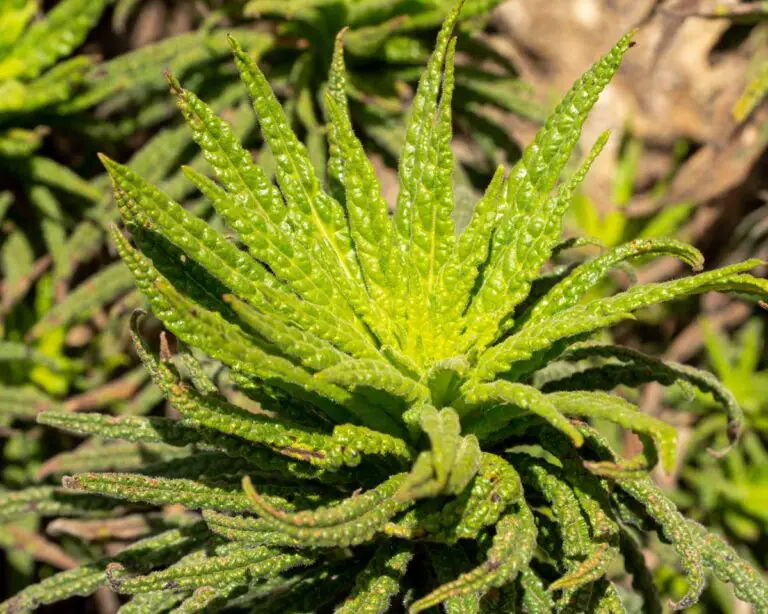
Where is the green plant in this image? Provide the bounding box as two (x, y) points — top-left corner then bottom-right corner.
(3, 4), (768, 612)
(674, 318), (768, 542)
(0, 0), (109, 159)
(0, 0), (274, 430)
(1, 0), (532, 337)
(0, 233), (162, 597)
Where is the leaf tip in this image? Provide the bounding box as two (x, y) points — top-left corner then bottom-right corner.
(165, 70), (182, 94)
(227, 33), (243, 54)
(335, 25), (349, 46)
(96, 152), (114, 171)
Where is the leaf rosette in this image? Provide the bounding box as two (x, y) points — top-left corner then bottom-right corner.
(4, 2), (768, 612)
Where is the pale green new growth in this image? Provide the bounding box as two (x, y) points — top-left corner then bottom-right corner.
(8, 2), (767, 612)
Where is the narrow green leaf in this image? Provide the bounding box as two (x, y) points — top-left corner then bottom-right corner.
(111, 543), (312, 594)
(0, 524), (206, 614)
(547, 391), (677, 474)
(243, 473), (411, 547)
(393, 3), (460, 249)
(62, 473), (277, 514)
(101, 154), (274, 306)
(618, 479), (705, 610)
(517, 459), (592, 562)
(27, 261), (135, 340)
(202, 509), (301, 548)
(460, 381), (583, 447)
(546, 343), (746, 452)
(325, 31), (396, 314)
(686, 519), (768, 610)
(525, 238), (704, 326)
(113, 227), (404, 433)
(117, 590), (186, 614)
(436, 165), (505, 342)
(476, 260), (768, 381)
(36, 441), (189, 479)
(317, 359), (430, 410)
(0, 487), (118, 523)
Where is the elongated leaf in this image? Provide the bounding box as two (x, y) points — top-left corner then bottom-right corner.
(460, 381), (583, 446)
(325, 31), (395, 313)
(102, 155), (273, 305)
(0, 386), (60, 420)
(525, 238), (704, 325)
(0, 524), (207, 614)
(27, 261), (135, 340)
(575, 425), (706, 610)
(476, 260), (768, 380)
(111, 543), (312, 594)
(618, 479), (705, 610)
(427, 545), (481, 613)
(464, 132), (610, 351)
(0, 487), (119, 522)
(63, 472), (325, 516)
(686, 519), (768, 610)
(243, 473), (411, 547)
(393, 4), (459, 251)
(517, 459), (592, 561)
(317, 359), (430, 411)
(113, 227), (407, 434)
(117, 590), (185, 614)
(546, 343), (746, 450)
(229, 37), (363, 295)
(547, 391), (677, 473)
(225, 294), (348, 371)
(36, 441), (189, 479)
(436, 165), (505, 339)
(202, 511), (302, 548)
(405, 36), (458, 292)
(172, 85), (352, 318)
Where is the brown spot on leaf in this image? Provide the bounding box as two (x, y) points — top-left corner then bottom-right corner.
(279, 446), (326, 461)
(485, 558), (501, 572)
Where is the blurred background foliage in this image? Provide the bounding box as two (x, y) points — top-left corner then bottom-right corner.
(0, 0), (767, 612)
